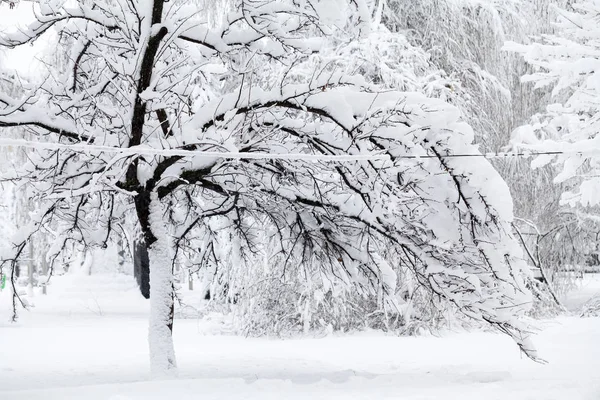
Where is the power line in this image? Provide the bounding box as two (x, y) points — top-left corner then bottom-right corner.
(0, 138), (391, 162)
(0, 137), (589, 162)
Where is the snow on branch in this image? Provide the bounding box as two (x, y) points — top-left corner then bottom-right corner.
(509, 0), (600, 208)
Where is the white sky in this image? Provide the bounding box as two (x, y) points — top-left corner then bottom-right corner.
(0, 1), (49, 76)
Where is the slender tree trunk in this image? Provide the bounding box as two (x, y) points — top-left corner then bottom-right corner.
(41, 255), (48, 295)
(116, 236), (125, 274)
(27, 240), (34, 297)
(147, 192), (177, 376)
(134, 237), (151, 299)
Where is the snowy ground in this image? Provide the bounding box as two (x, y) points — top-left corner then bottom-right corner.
(1, 273), (599, 400)
(561, 273), (600, 311)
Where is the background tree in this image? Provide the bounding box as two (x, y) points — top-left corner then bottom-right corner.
(0, 60), (53, 307)
(508, 0), (600, 205)
(507, 0), (600, 297)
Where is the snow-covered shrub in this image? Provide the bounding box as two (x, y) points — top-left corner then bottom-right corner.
(580, 296), (600, 317)
(224, 263), (452, 337)
(527, 278), (565, 318)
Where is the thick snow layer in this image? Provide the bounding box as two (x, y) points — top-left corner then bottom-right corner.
(1, 274), (599, 400)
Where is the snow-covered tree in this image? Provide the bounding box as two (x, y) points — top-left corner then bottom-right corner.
(507, 1), (600, 286)
(508, 0), (600, 206)
(0, 59), (52, 305)
(0, 0), (538, 374)
(383, 0), (549, 149)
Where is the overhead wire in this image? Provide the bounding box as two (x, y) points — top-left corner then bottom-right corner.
(0, 137), (591, 162)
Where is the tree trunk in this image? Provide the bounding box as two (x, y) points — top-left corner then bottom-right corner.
(41, 255), (48, 295)
(133, 237), (151, 299)
(147, 192), (177, 376)
(27, 240), (34, 297)
(116, 236), (125, 274)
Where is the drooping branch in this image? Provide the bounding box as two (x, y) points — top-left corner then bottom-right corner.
(0, 7), (122, 48)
